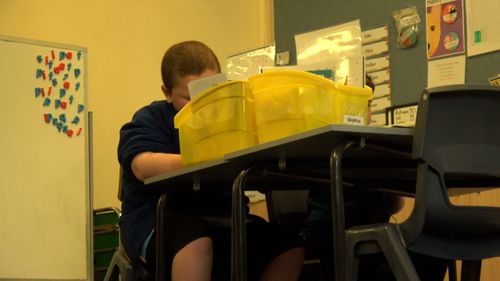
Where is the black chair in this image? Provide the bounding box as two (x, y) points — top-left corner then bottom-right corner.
(104, 169), (264, 281)
(103, 169), (153, 281)
(345, 85), (500, 281)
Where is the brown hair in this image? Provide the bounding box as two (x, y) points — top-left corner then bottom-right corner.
(161, 41), (221, 90)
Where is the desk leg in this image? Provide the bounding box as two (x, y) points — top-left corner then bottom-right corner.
(330, 140), (359, 281)
(231, 168), (251, 281)
(156, 193), (168, 281)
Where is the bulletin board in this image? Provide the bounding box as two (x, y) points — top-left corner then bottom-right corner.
(274, 0), (500, 105)
(0, 36), (90, 280)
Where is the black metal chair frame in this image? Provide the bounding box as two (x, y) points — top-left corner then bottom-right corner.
(344, 85), (500, 281)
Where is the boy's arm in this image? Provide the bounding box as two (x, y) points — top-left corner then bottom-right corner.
(131, 151), (183, 181)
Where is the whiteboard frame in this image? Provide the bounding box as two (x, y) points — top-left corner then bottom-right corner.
(0, 35), (92, 281)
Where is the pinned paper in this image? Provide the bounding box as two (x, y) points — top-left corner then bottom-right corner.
(365, 56), (390, 73)
(373, 83), (391, 99)
(362, 25), (389, 44)
(362, 41), (389, 58)
(369, 69), (391, 84)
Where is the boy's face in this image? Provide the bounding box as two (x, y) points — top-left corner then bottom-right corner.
(162, 69), (219, 112)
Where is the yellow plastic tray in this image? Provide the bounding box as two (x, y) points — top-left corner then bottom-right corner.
(249, 70), (372, 143)
(174, 80), (257, 166)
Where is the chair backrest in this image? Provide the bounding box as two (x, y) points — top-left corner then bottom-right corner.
(118, 167), (124, 202)
(403, 85), (500, 243)
(266, 190), (310, 234)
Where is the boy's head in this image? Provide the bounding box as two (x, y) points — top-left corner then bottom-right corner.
(366, 74), (375, 91)
(161, 41), (221, 111)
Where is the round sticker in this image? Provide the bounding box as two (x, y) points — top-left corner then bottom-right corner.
(443, 32), (460, 51)
(399, 26), (417, 48)
(442, 4), (458, 24)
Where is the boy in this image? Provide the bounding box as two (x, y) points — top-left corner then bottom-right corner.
(118, 40), (304, 281)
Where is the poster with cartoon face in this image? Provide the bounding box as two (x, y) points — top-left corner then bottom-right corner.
(426, 0), (465, 59)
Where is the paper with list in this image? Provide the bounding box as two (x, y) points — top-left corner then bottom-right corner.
(427, 55), (465, 88)
(466, 0), (500, 56)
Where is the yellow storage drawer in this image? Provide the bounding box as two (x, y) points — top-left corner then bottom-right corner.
(174, 80), (257, 166)
(249, 70), (372, 143)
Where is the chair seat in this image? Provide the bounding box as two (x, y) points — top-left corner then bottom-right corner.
(200, 213), (264, 227)
(407, 233), (500, 260)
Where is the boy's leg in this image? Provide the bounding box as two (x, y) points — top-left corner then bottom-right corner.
(171, 237), (213, 281)
(144, 212), (216, 281)
(246, 219), (305, 281)
(259, 247), (305, 281)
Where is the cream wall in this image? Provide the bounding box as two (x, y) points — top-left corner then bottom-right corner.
(0, 0), (274, 210)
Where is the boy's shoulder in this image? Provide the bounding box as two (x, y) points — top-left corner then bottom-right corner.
(134, 100), (174, 117)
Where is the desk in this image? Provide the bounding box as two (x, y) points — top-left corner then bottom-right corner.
(145, 124), (415, 281)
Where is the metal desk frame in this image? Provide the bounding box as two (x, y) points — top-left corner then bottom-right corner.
(145, 124), (414, 281)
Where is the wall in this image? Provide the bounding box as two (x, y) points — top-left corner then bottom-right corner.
(0, 0), (273, 278)
(274, 0), (500, 106)
(0, 0), (274, 211)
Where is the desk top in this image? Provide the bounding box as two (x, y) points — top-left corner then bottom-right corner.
(145, 125), (414, 189)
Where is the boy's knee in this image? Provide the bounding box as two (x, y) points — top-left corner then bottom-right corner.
(177, 236), (213, 258)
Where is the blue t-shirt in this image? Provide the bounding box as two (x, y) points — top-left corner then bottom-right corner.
(117, 100), (233, 260)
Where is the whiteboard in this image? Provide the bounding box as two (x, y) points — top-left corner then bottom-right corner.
(0, 36), (90, 280)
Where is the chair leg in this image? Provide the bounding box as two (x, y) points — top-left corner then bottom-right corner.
(447, 260), (457, 281)
(346, 224), (421, 281)
(156, 194), (168, 281)
(345, 238), (361, 281)
(460, 260), (482, 281)
(103, 251), (123, 281)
